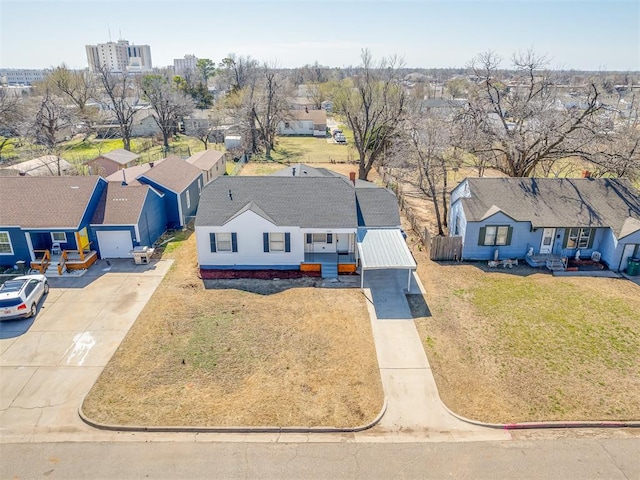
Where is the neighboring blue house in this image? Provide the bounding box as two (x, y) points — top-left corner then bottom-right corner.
(449, 177), (640, 272)
(0, 176), (169, 269)
(90, 183), (167, 258)
(136, 156), (204, 228)
(0, 176), (107, 268)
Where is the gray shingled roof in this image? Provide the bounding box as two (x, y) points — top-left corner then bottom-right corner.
(356, 188), (401, 227)
(139, 156), (203, 193)
(196, 176), (358, 228)
(0, 176), (103, 228)
(186, 150), (225, 171)
(105, 158), (166, 185)
(99, 149), (140, 165)
(91, 183), (150, 225)
(459, 177), (640, 238)
(272, 164), (333, 177)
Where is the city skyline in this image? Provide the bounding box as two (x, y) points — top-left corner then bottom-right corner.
(0, 0), (639, 71)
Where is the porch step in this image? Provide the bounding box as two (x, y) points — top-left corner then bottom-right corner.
(546, 260), (565, 271)
(321, 263), (338, 279)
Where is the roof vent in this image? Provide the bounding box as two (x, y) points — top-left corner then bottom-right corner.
(122, 170), (127, 186)
(292, 167), (296, 176)
(228, 189), (233, 200)
(149, 162), (154, 168)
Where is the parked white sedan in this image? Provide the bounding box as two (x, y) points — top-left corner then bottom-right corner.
(0, 274), (49, 320)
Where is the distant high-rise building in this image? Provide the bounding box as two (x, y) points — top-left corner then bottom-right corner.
(174, 55), (198, 76)
(86, 39), (152, 73)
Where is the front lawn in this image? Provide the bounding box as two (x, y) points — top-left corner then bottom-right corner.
(82, 233), (383, 427)
(406, 227), (640, 423)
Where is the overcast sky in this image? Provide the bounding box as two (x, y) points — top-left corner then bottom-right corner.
(1, 0), (638, 71)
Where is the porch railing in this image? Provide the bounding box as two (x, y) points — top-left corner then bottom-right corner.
(30, 250), (51, 274)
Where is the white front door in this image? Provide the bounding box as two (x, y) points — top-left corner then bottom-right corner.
(540, 228), (555, 254)
(96, 230), (133, 258)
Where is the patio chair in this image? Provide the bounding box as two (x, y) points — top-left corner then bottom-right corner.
(51, 242), (62, 255)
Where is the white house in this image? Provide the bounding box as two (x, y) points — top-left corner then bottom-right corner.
(195, 166), (414, 281)
(277, 110), (327, 137)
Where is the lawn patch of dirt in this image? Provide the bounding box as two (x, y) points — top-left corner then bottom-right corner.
(82, 232), (384, 427)
(403, 220), (640, 423)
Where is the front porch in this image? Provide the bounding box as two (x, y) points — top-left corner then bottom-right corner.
(30, 248), (98, 275)
(301, 252), (357, 278)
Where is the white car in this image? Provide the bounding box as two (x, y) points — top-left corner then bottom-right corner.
(0, 274), (49, 320)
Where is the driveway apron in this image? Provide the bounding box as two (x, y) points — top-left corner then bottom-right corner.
(0, 259), (172, 440)
(361, 269), (507, 440)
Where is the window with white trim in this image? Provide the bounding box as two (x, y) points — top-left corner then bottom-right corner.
(269, 232), (285, 251)
(479, 225), (511, 246)
(51, 232), (67, 243)
(0, 231), (13, 254)
(566, 228), (592, 249)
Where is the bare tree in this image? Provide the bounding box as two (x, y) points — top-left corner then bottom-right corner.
(218, 54), (258, 93)
(22, 86), (74, 175)
(404, 106), (453, 235)
(142, 74), (195, 150)
(334, 50), (406, 180)
(0, 87), (23, 162)
(250, 62), (288, 158)
(456, 50), (604, 177)
(95, 66), (140, 151)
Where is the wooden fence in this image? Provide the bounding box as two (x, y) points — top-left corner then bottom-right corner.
(380, 166), (463, 261)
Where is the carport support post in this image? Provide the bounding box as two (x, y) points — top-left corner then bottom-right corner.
(407, 269), (411, 292)
(361, 269), (365, 290)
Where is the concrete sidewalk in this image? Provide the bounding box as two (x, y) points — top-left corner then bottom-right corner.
(360, 270), (509, 441)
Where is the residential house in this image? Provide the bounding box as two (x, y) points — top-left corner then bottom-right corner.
(90, 182), (167, 258)
(105, 158), (166, 185)
(131, 107), (161, 137)
(0, 176), (106, 270)
(3, 155), (74, 176)
(186, 149), (227, 184)
(88, 149), (140, 177)
(137, 156), (204, 228)
(194, 167), (414, 281)
(449, 177), (640, 272)
(0, 175), (169, 267)
(277, 110), (327, 137)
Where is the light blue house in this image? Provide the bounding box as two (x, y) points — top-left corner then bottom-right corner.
(449, 177), (640, 272)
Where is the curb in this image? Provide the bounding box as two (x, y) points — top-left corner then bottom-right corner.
(439, 399), (640, 430)
(78, 397), (387, 434)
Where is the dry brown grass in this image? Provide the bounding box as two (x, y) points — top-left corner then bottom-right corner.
(83, 233), (384, 427)
(403, 219), (640, 423)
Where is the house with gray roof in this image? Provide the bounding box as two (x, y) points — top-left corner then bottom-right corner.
(89, 183), (167, 258)
(195, 168), (412, 280)
(186, 149), (226, 184)
(449, 177), (640, 272)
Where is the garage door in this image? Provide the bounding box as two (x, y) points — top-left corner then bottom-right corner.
(96, 230), (133, 258)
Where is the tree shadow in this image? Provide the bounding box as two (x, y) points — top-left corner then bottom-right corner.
(433, 260), (547, 277)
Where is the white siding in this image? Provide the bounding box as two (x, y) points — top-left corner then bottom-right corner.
(196, 211), (304, 267)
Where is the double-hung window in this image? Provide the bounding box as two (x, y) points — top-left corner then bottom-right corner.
(479, 226), (512, 246)
(0, 231), (13, 254)
(264, 232), (291, 252)
(209, 233), (237, 252)
(565, 228), (593, 249)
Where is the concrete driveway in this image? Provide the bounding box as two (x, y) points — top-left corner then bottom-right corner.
(0, 259), (171, 440)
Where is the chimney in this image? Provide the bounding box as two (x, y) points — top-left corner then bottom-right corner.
(228, 189), (233, 201)
(582, 170), (591, 178)
(349, 172), (356, 186)
(292, 167), (296, 176)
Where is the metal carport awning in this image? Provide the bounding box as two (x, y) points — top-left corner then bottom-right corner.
(357, 228), (417, 291)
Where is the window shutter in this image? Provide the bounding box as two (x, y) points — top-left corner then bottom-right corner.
(263, 233), (269, 252)
(327, 233), (333, 244)
(587, 229), (595, 249)
(562, 229), (570, 248)
(209, 233), (216, 252)
(506, 227), (513, 246)
(231, 233), (238, 252)
(306, 233), (312, 244)
(285, 232), (291, 252)
(478, 227), (486, 246)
